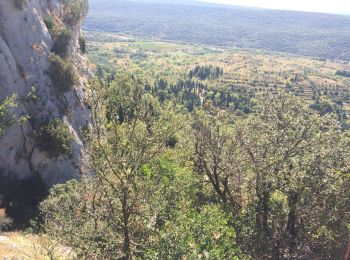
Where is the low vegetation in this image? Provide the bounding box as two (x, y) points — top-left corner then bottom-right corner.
(79, 36), (86, 54)
(0, 232), (73, 259)
(34, 119), (74, 158)
(43, 15), (56, 35)
(48, 54), (77, 93)
(51, 28), (72, 58)
(86, 32), (350, 112)
(0, 95), (17, 136)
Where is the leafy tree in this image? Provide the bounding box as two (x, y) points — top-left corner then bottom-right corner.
(40, 76), (188, 258)
(193, 92), (350, 259)
(146, 205), (246, 259)
(193, 101), (243, 209)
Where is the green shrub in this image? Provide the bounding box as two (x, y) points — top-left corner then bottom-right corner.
(14, 0), (27, 10)
(166, 134), (179, 148)
(34, 119), (74, 158)
(48, 54), (77, 93)
(43, 15), (56, 35)
(78, 36), (86, 54)
(51, 28), (71, 58)
(0, 95), (17, 135)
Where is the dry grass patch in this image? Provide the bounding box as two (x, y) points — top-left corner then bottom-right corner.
(0, 232), (74, 259)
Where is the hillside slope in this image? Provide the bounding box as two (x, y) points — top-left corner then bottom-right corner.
(0, 0), (90, 185)
(84, 0), (350, 61)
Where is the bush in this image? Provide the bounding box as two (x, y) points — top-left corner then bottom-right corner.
(51, 28), (71, 58)
(166, 134), (178, 148)
(14, 0), (27, 10)
(48, 54), (77, 93)
(43, 15), (56, 35)
(146, 205), (246, 259)
(34, 119), (74, 158)
(78, 36), (86, 54)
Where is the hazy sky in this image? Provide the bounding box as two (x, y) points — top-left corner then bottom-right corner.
(200, 0), (350, 14)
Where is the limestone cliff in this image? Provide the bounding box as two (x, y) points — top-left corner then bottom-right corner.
(0, 0), (90, 185)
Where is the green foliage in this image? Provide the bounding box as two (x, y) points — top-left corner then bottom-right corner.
(34, 119), (74, 158)
(0, 95), (17, 135)
(165, 134), (178, 148)
(51, 28), (72, 58)
(48, 54), (77, 93)
(38, 63), (350, 259)
(78, 36), (86, 54)
(43, 15), (56, 35)
(189, 65), (223, 80)
(14, 0), (27, 10)
(147, 205), (245, 259)
(194, 92), (350, 258)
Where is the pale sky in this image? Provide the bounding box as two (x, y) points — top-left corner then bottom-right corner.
(200, 0), (350, 15)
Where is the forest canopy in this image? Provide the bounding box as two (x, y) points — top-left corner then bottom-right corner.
(37, 73), (350, 259)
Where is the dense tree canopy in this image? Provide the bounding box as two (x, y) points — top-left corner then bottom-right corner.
(38, 72), (350, 259)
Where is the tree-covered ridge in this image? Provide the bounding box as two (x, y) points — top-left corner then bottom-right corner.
(85, 0), (350, 60)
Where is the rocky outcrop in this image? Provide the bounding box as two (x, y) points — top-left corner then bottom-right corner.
(0, 0), (90, 186)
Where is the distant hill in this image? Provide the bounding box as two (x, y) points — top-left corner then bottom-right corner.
(84, 0), (350, 61)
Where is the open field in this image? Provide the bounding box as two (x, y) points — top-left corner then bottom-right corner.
(86, 31), (350, 107)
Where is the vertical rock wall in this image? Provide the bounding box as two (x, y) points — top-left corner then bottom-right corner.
(0, 0), (90, 186)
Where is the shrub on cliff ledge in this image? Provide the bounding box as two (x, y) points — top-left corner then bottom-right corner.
(51, 28), (72, 58)
(35, 119), (74, 158)
(48, 54), (77, 93)
(78, 36), (86, 54)
(43, 15), (56, 35)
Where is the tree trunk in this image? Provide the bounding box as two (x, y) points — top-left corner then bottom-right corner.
(344, 240), (350, 260)
(262, 191), (270, 237)
(286, 191), (299, 250)
(122, 189), (131, 260)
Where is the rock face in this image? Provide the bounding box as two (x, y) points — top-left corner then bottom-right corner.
(0, 0), (90, 186)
